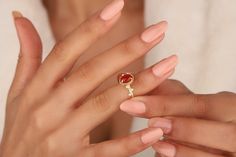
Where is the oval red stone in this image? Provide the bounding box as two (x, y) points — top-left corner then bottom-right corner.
(118, 73), (134, 85)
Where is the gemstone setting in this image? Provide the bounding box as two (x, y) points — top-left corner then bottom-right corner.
(118, 73), (134, 85)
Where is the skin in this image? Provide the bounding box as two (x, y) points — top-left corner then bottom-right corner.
(121, 80), (236, 157)
(41, 0), (236, 157)
(42, 0), (145, 142)
(0, 2), (174, 157)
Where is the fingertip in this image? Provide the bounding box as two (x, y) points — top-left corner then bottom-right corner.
(159, 20), (169, 32)
(12, 10), (23, 20)
(13, 15), (42, 56)
(141, 21), (168, 43)
(141, 128), (164, 145)
(153, 142), (176, 157)
(120, 100), (146, 115)
(100, 0), (125, 21)
(148, 118), (172, 134)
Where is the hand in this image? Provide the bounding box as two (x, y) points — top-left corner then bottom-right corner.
(120, 80), (236, 157)
(0, 0), (178, 156)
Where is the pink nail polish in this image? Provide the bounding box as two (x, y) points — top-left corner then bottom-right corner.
(152, 55), (178, 77)
(154, 142), (176, 157)
(149, 118), (172, 134)
(12, 11), (23, 19)
(100, 0), (124, 21)
(120, 100), (146, 115)
(141, 128), (163, 144)
(141, 21), (168, 43)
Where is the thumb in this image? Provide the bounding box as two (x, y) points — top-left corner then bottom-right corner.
(8, 11), (42, 103)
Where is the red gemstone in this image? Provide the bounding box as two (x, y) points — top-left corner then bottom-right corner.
(118, 73), (134, 85)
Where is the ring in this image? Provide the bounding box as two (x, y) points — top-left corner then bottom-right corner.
(118, 73), (135, 97)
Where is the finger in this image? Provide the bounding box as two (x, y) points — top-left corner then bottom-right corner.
(153, 142), (225, 157)
(29, 0), (125, 96)
(52, 21), (167, 106)
(34, 22), (169, 132)
(149, 117), (236, 152)
(121, 93), (236, 121)
(8, 11), (42, 103)
(87, 128), (164, 157)
(151, 79), (191, 95)
(171, 140), (232, 156)
(55, 55), (177, 140)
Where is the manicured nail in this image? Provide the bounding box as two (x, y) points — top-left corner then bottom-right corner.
(120, 100), (146, 115)
(149, 118), (172, 134)
(12, 11), (23, 19)
(100, 0), (124, 21)
(141, 128), (163, 145)
(152, 55), (178, 77)
(154, 142), (176, 157)
(141, 21), (168, 43)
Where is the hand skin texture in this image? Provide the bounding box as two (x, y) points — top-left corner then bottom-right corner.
(0, 0), (179, 157)
(120, 80), (236, 157)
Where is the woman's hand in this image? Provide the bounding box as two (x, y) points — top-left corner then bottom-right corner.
(0, 0), (178, 156)
(120, 80), (236, 157)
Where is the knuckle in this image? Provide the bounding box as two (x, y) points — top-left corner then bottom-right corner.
(17, 93), (32, 110)
(77, 62), (94, 81)
(158, 97), (170, 116)
(80, 18), (101, 36)
(191, 95), (208, 117)
(121, 39), (143, 56)
(92, 93), (111, 112)
(17, 52), (41, 66)
(122, 40), (134, 53)
(119, 37), (148, 58)
(52, 42), (68, 62)
(29, 110), (45, 132)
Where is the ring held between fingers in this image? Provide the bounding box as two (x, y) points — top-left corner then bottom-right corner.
(58, 55), (177, 140)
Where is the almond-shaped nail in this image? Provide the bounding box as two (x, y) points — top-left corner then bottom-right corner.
(141, 128), (163, 145)
(100, 0), (124, 21)
(152, 55), (178, 77)
(153, 142), (176, 157)
(141, 21), (168, 43)
(12, 10), (23, 19)
(120, 100), (146, 115)
(149, 118), (172, 134)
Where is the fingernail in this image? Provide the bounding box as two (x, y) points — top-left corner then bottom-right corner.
(141, 21), (168, 43)
(12, 10), (23, 19)
(120, 100), (146, 115)
(149, 118), (172, 134)
(141, 128), (163, 145)
(154, 142), (176, 157)
(100, 0), (124, 21)
(152, 55), (178, 77)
